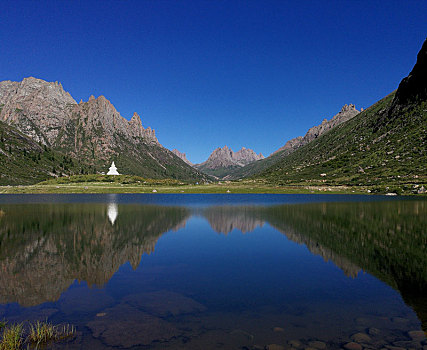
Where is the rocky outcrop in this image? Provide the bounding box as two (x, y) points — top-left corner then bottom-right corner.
(196, 146), (264, 173)
(172, 149), (193, 165)
(274, 104), (360, 155)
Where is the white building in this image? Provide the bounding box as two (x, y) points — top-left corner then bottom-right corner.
(107, 161), (120, 175)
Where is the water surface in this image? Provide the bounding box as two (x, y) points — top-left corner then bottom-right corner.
(0, 194), (425, 349)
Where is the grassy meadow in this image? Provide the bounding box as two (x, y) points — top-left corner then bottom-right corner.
(0, 174), (424, 195)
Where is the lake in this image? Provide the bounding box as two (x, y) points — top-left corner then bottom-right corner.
(0, 194), (425, 349)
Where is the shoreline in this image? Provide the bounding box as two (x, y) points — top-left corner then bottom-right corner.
(0, 183), (425, 196)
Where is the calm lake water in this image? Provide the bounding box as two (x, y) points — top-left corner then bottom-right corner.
(0, 194), (425, 349)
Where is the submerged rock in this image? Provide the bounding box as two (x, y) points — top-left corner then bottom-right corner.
(308, 340), (327, 349)
(265, 344), (285, 350)
(87, 304), (180, 348)
(343, 342), (362, 350)
(123, 290), (206, 317)
(351, 332), (372, 343)
(408, 330), (425, 341)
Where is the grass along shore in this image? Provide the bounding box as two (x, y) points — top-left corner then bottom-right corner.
(0, 175), (425, 195)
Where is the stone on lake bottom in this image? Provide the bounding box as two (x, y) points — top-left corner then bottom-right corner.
(289, 340), (303, 348)
(408, 330), (425, 341)
(308, 340), (327, 349)
(87, 304), (180, 348)
(343, 342), (363, 350)
(266, 344), (285, 350)
(391, 317), (409, 324)
(123, 290), (207, 317)
(368, 327), (381, 336)
(351, 332), (372, 343)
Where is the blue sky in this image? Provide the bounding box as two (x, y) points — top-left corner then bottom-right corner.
(1, 1), (426, 163)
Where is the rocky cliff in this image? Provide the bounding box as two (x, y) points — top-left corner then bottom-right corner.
(274, 104), (360, 155)
(0, 77), (207, 182)
(195, 146), (264, 178)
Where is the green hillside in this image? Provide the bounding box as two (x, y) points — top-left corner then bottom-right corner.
(0, 121), (87, 185)
(254, 92), (426, 192)
(224, 150), (285, 180)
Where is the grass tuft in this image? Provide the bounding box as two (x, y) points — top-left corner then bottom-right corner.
(0, 323), (23, 350)
(0, 320), (75, 349)
(28, 320), (75, 346)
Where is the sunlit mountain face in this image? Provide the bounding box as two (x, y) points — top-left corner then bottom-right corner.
(0, 195), (425, 349)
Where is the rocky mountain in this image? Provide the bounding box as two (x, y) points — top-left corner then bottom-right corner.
(195, 145), (264, 178)
(171, 149), (193, 165)
(254, 38), (427, 191)
(273, 104), (360, 155)
(0, 77), (207, 183)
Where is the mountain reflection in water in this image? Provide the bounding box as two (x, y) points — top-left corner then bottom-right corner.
(0, 197), (425, 348)
(0, 204), (190, 306)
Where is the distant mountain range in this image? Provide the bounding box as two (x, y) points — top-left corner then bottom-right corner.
(194, 146), (264, 178)
(0, 38), (425, 188)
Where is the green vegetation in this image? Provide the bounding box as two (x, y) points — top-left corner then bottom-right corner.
(28, 321), (75, 347)
(195, 164), (241, 178)
(0, 121), (87, 185)
(38, 174), (186, 186)
(0, 173), (425, 194)
(0, 177), (385, 194)
(0, 323), (23, 350)
(0, 321), (75, 349)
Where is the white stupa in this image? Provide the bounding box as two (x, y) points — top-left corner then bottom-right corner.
(107, 161), (120, 175)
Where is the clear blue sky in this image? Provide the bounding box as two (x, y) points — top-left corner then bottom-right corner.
(1, 1), (426, 163)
